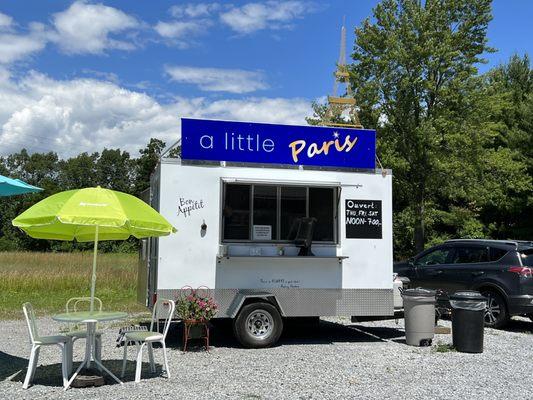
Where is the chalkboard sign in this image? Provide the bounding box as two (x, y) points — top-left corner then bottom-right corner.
(345, 199), (382, 239)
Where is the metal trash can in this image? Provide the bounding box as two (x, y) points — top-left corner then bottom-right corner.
(450, 291), (487, 353)
(401, 288), (436, 346)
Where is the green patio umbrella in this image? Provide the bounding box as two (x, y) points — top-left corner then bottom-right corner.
(12, 186), (176, 310)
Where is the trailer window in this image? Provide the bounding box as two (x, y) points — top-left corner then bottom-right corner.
(223, 184), (250, 240)
(223, 183), (337, 243)
(310, 187), (334, 241)
(253, 185), (277, 240)
(280, 187), (306, 240)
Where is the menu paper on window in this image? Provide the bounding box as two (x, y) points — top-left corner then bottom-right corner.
(345, 199), (382, 239)
(253, 225), (272, 241)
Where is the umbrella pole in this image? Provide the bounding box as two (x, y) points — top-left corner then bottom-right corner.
(90, 225), (99, 312)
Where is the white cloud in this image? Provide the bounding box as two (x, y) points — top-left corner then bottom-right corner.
(0, 72), (311, 158)
(155, 1), (314, 46)
(165, 65), (268, 93)
(154, 4), (219, 47)
(220, 1), (310, 34)
(0, 12), (13, 30)
(51, 1), (139, 54)
(174, 96), (312, 125)
(154, 20), (205, 42)
(169, 3), (221, 18)
(0, 21), (50, 65)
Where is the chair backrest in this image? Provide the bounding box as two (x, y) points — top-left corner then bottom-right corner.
(66, 297), (103, 331)
(22, 303), (39, 344)
(150, 299), (175, 339)
(66, 297), (103, 313)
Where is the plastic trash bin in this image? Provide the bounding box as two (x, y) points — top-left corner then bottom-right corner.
(401, 288), (436, 346)
(450, 291), (487, 353)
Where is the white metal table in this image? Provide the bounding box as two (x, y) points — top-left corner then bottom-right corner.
(52, 311), (128, 390)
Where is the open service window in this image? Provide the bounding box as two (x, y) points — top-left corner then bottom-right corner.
(222, 182), (338, 243)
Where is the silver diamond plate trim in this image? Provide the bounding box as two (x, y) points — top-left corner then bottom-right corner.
(157, 288), (393, 318)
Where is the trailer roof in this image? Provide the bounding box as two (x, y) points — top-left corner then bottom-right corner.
(159, 157), (392, 175)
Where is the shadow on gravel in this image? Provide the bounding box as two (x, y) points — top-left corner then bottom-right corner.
(497, 318), (533, 334)
(0, 351), (27, 381)
(8, 359), (164, 387)
(347, 324), (406, 341)
(163, 319), (405, 350)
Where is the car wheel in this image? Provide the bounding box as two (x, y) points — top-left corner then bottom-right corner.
(481, 290), (509, 328)
(233, 302), (283, 348)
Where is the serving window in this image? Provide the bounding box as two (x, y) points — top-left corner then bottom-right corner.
(222, 183), (337, 243)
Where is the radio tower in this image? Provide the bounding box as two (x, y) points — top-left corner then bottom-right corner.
(323, 17), (362, 129)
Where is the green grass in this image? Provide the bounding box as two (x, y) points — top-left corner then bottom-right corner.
(433, 342), (456, 353)
(0, 251), (148, 319)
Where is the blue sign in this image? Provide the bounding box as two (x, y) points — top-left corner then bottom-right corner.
(181, 118), (376, 169)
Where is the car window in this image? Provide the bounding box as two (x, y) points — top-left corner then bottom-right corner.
(450, 246), (489, 264)
(416, 248), (452, 266)
(520, 249), (533, 267)
(489, 247), (508, 262)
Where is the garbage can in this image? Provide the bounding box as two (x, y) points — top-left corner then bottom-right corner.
(450, 291), (487, 353)
(401, 288), (436, 346)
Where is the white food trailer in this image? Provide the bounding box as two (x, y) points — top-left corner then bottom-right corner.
(138, 118), (394, 347)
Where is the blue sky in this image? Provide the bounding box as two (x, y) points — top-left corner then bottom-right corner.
(0, 0), (530, 158)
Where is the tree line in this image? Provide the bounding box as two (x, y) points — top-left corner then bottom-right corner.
(0, 138), (168, 252)
(1, 0), (532, 259)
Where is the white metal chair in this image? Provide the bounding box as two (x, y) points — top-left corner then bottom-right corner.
(22, 303), (73, 389)
(65, 297), (103, 369)
(121, 299), (175, 383)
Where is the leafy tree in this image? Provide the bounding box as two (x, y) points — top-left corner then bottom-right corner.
(96, 149), (135, 194)
(135, 138), (166, 195)
(479, 54), (533, 239)
(58, 152), (99, 190)
(347, 0), (496, 254)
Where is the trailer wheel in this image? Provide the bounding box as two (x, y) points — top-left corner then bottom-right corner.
(233, 302), (283, 348)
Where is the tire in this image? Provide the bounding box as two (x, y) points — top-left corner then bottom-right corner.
(480, 289), (509, 329)
(233, 302), (283, 348)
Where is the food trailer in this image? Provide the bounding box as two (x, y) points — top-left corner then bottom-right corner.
(138, 118), (393, 347)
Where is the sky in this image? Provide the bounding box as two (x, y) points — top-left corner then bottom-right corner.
(0, 0), (531, 158)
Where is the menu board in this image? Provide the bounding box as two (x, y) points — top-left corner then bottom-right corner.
(253, 225), (272, 240)
(345, 199), (382, 239)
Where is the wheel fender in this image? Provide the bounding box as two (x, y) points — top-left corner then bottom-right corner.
(228, 292), (285, 319)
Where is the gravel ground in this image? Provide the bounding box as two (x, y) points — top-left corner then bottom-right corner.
(1, 315), (532, 400)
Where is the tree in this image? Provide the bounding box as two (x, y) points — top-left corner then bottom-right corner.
(135, 138), (166, 195)
(348, 0), (495, 253)
(96, 149), (135, 194)
(58, 152), (99, 190)
(479, 54), (533, 240)
(0, 150), (61, 251)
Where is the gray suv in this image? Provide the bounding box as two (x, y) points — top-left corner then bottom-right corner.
(394, 239), (533, 328)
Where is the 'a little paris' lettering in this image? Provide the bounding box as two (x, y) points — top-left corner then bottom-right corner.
(198, 131), (359, 164)
(289, 133), (359, 163)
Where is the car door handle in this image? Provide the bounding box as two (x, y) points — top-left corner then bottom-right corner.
(471, 271), (485, 276)
(427, 270), (443, 276)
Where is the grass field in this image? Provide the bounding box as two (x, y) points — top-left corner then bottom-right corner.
(0, 251), (148, 319)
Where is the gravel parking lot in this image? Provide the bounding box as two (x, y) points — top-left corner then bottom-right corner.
(1, 316), (532, 400)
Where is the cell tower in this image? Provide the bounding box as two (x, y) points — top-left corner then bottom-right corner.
(323, 18), (362, 129)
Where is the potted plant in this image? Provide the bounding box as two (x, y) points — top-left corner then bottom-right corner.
(176, 287), (218, 340)
(176, 290), (218, 322)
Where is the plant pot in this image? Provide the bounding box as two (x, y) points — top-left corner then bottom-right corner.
(184, 319), (208, 339)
